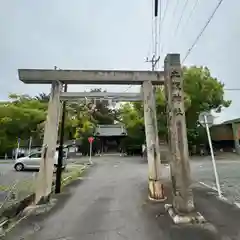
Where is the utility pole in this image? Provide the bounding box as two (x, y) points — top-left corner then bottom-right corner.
(55, 83), (68, 194)
(28, 136), (32, 155)
(146, 55), (160, 71)
(146, 0), (161, 165)
(15, 138), (20, 160)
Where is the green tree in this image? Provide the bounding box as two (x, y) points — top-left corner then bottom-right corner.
(119, 66), (231, 148)
(0, 95), (47, 155)
(183, 66), (231, 146)
(89, 88), (116, 124)
(119, 103), (145, 148)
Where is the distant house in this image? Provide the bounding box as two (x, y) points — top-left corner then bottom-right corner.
(95, 124), (127, 137)
(94, 124), (127, 153)
(210, 118), (240, 154)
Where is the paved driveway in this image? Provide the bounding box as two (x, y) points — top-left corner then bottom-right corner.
(190, 159), (240, 203)
(5, 155), (240, 240)
(3, 155), (225, 240)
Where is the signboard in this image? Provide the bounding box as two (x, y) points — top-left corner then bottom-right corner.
(88, 137), (94, 143)
(198, 111), (214, 128)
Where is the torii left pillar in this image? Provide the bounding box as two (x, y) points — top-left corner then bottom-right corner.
(35, 81), (62, 204)
(143, 80), (166, 201)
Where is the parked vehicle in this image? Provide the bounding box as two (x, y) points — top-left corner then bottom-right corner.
(14, 150), (67, 171)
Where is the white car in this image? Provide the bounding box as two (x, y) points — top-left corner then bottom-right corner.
(14, 151), (67, 171)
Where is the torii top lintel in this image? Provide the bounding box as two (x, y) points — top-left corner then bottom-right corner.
(18, 69), (165, 85)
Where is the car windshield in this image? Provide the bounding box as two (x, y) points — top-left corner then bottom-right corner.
(29, 152), (41, 158)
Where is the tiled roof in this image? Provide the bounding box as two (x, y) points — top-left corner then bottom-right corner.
(94, 124), (127, 136)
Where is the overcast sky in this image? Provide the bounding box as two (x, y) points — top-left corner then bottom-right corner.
(0, 0), (239, 123)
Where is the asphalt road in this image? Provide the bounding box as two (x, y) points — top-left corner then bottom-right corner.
(1, 156), (240, 204)
(190, 158), (240, 203)
(0, 161), (34, 183)
(0, 161), (35, 202)
(0, 157), (81, 185)
(5, 155), (237, 240)
(0, 162), (13, 175)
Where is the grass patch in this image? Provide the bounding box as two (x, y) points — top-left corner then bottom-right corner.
(61, 165), (86, 187)
(0, 160), (14, 164)
(0, 186), (9, 191)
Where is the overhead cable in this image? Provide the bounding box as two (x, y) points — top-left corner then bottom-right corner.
(160, 0), (179, 56)
(180, 0), (200, 33)
(174, 0), (190, 36)
(182, 0), (224, 63)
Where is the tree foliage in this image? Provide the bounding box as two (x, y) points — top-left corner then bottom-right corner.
(119, 66), (231, 148)
(0, 89), (115, 156)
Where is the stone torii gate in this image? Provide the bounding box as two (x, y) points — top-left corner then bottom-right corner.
(18, 54), (194, 216)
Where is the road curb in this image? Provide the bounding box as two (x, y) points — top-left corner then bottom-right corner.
(0, 218), (9, 236)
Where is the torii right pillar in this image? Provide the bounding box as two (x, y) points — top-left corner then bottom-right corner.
(164, 54), (195, 213)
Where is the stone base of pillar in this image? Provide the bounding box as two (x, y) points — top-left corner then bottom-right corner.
(172, 193), (195, 214)
(148, 179), (167, 202)
(23, 198), (57, 217)
(36, 194), (51, 205)
(165, 204), (205, 224)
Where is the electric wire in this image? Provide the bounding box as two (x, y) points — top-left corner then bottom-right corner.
(161, 0), (170, 29)
(151, 0), (155, 57)
(179, 0), (200, 35)
(182, 0), (224, 63)
(159, 0), (170, 56)
(224, 89), (240, 91)
(158, 0), (162, 52)
(147, 0), (165, 70)
(154, 15), (158, 57)
(173, 0), (190, 36)
(172, 0), (180, 19)
(123, 85), (133, 92)
(160, 0), (179, 56)
(156, 0), (162, 69)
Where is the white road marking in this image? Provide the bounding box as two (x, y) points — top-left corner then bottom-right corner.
(199, 181), (217, 191)
(198, 181), (240, 209)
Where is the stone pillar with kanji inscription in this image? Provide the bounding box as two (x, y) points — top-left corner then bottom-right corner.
(164, 54), (195, 213)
